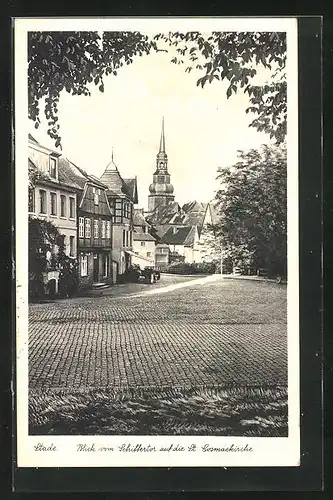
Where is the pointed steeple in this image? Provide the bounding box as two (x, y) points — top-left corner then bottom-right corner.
(148, 118), (175, 213)
(159, 117), (166, 153)
(105, 147), (118, 171)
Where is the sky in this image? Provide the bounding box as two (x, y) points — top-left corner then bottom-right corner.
(29, 41), (273, 210)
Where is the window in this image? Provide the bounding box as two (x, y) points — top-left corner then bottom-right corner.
(28, 188), (35, 213)
(81, 255), (88, 277)
(94, 219), (99, 239)
(106, 220), (111, 239)
(85, 218), (91, 238)
(101, 220), (106, 239)
(126, 231), (129, 247)
(39, 190), (46, 214)
(93, 187), (100, 206)
(50, 192), (57, 215)
(69, 236), (75, 257)
(115, 199), (122, 223)
(124, 202), (130, 218)
(141, 241), (145, 247)
(79, 217), (84, 238)
(69, 197), (75, 219)
(103, 254), (109, 277)
(122, 230), (126, 247)
(49, 157), (57, 179)
(147, 252), (151, 257)
(158, 175), (164, 183)
(60, 195), (66, 217)
(129, 231), (132, 247)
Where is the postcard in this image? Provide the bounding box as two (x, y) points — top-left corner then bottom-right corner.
(15, 16), (299, 468)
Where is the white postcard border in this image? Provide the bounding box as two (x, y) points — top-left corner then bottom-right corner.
(15, 16), (299, 468)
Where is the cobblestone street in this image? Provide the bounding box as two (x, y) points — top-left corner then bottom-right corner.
(29, 275), (287, 390)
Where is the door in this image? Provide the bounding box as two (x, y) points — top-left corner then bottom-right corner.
(93, 253), (99, 282)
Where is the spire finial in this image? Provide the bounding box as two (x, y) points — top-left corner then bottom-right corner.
(111, 147), (114, 162)
(159, 116), (166, 153)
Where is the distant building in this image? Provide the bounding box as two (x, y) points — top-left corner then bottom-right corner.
(100, 154), (138, 280)
(147, 195), (219, 264)
(58, 158), (113, 289)
(155, 243), (170, 270)
(132, 209), (156, 268)
(162, 226), (199, 260)
(145, 121), (220, 264)
(148, 118), (175, 214)
(132, 233), (156, 268)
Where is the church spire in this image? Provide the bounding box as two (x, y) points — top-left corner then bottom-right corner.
(159, 117), (166, 153)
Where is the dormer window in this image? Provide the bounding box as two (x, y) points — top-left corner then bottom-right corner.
(93, 187), (100, 205)
(49, 156), (57, 179)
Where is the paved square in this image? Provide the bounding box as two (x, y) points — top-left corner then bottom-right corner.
(29, 276), (287, 390)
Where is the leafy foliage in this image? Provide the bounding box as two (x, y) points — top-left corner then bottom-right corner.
(28, 31), (157, 147)
(28, 217), (78, 299)
(29, 218), (61, 273)
(164, 261), (216, 275)
(154, 31), (287, 143)
(213, 144), (287, 276)
(29, 31), (286, 147)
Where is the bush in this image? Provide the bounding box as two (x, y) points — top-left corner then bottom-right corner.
(163, 261), (216, 275)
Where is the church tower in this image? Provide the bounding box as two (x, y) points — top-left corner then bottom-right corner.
(148, 118), (175, 213)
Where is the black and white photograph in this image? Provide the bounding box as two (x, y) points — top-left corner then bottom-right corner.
(15, 17), (299, 468)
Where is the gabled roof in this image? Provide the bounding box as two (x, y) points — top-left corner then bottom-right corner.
(28, 134), (62, 156)
(28, 133), (38, 143)
(161, 226), (195, 246)
(133, 209), (150, 227)
(182, 200), (206, 213)
(133, 232), (156, 242)
(147, 201), (182, 225)
(28, 135), (105, 191)
(147, 200), (212, 227)
(123, 177), (138, 204)
(28, 155), (83, 191)
(57, 157), (88, 190)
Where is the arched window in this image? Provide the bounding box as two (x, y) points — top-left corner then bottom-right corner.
(158, 175), (164, 183)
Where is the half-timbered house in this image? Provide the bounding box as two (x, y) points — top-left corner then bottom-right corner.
(100, 155), (138, 281)
(58, 158), (114, 289)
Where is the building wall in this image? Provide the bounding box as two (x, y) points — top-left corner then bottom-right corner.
(132, 239), (156, 265)
(78, 252), (94, 289)
(78, 214), (112, 249)
(112, 224), (133, 275)
(196, 226), (218, 263)
(131, 253), (155, 268)
(108, 192), (134, 278)
(77, 184), (113, 288)
(29, 142), (78, 258)
(155, 246), (169, 270)
(170, 243), (185, 256)
(29, 183), (78, 258)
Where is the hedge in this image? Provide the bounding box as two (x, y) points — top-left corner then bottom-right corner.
(163, 261), (217, 275)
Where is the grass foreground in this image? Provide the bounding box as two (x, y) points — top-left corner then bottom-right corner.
(29, 385), (288, 437)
